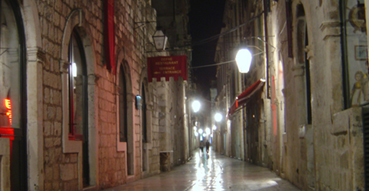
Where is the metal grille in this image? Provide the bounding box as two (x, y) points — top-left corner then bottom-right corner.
(362, 107), (369, 190)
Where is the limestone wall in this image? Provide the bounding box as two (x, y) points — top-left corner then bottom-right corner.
(35, 0), (160, 189)
(271, 0), (365, 190)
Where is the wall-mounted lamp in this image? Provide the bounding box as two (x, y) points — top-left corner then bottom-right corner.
(133, 21), (168, 51)
(152, 30), (168, 51)
(135, 95), (142, 109)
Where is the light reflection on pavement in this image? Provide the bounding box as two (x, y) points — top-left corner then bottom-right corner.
(104, 148), (300, 191)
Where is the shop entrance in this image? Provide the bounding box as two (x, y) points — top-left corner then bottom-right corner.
(0, 0), (28, 190)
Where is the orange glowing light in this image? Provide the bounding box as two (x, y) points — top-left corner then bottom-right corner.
(4, 99), (12, 125)
(6, 111), (12, 124)
(4, 99), (11, 109)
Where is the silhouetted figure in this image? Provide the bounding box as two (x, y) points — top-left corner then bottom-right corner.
(205, 140), (210, 153)
(199, 140), (205, 153)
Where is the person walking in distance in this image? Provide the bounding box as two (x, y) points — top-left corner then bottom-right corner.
(205, 140), (210, 153)
(199, 140), (205, 153)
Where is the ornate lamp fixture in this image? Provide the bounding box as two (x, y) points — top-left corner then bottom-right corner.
(152, 30), (168, 51)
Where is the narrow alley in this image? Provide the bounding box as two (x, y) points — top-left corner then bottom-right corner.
(105, 149), (300, 191)
(2, 0), (369, 190)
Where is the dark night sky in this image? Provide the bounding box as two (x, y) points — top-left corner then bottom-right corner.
(189, 0), (225, 97)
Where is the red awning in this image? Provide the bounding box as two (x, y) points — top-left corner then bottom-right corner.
(228, 79), (265, 116)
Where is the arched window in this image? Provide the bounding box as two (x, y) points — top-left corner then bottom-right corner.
(118, 62), (134, 175)
(68, 30), (88, 140)
(296, 4), (312, 124)
(142, 83), (147, 143)
(68, 29), (90, 186)
(141, 82), (148, 172)
(119, 65), (127, 142)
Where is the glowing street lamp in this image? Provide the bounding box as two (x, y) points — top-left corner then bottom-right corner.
(198, 128), (203, 134)
(205, 127), (211, 136)
(212, 125), (217, 130)
(214, 112), (223, 122)
(192, 100), (201, 113)
(235, 48), (252, 73)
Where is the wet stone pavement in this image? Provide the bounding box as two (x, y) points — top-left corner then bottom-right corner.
(104, 149), (300, 191)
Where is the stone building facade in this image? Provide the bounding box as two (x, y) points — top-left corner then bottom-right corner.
(0, 0), (191, 190)
(214, 0), (367, 190)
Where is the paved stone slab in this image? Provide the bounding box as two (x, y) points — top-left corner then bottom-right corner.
(105, 149), (301, 191)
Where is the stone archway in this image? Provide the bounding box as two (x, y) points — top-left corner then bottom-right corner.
(139, 66), (153, 176)
(115, 47), (135, 178)
(59, 9), (98, 189)
(20, 0), (44, 189)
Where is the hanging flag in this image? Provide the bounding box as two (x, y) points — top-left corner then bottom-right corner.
(104, 0), (116, 74)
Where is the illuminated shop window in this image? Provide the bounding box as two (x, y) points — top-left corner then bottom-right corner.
(0, 0), (21, 129)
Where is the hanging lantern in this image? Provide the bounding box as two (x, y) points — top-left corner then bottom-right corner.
(152, 30), (168, 51)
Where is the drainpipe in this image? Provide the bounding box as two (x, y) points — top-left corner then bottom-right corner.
(263, 0), (271, 99)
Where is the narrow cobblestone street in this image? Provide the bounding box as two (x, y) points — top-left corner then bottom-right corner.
(105, 149), (300, 191)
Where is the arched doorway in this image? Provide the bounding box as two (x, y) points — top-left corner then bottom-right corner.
(141, 82), (148, 172)
(118, 63), (134, 176)
(0, 0), (27, 190)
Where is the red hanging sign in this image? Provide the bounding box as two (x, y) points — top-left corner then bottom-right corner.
(147, 55), (187, 82)
(104, 0), (116, 74)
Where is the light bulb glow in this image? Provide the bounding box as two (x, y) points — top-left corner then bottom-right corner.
(192, 100), (201, 112)
(205, 127), (211, 135)
(235, 48), (252, 73)
(72, 63), (77, 77)
(214, 113), (223, 122)
(198, 128), (203, 134)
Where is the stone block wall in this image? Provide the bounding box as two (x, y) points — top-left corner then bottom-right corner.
(39, 0), (87, 189)
(96, 69), (126, 188)
(270, 0), (365, 190)
(36, 0), (160, 189)
(148, 82), (161, 174)
(155, 78), (185, 168)
(172, 80), (186, 165)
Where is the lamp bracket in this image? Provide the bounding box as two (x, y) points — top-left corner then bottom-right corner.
(243, 36), (276, 50)
(134, 21), (156, 29)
